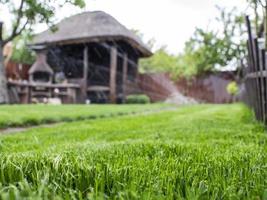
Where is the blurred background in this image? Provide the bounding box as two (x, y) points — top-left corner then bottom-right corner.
(0, 0), (264, 106)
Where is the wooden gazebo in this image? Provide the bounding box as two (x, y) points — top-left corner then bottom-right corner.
(28, 11), (152, 103)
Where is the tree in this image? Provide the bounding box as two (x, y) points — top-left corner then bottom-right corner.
(0, 0), (85, 104)
(139, 47), (178, 74)
(0, 22), (9, 103)
(248, 0), (261, 33)
(139, 6), (247, 80)
(246, 0), (267, 47)
(177, 7), (246, 77)
(11, 31), (36, 65)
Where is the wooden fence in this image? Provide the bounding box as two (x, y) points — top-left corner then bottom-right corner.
(244, 16), (267, 124)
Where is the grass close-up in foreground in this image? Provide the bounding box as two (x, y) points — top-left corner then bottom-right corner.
(0, 104), (267, 199)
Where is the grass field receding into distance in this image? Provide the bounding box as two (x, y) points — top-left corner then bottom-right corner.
(0, 104), (168, 129)
(0, 104), (267, 199)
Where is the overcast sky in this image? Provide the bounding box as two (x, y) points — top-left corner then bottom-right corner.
(1, 0), (247, 54)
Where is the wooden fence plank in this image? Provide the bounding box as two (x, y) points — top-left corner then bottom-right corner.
(253, 38), (263, 120)
(261, 49), (267, 124)
(243, 15), (267, 125)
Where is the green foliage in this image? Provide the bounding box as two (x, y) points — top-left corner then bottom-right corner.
(140, 7), (247, 80)
(1, 0), (86, 44)
(139, 48), (178, 73)
(0, 104), (266, 199)
(178, 7), (246, 76)
(11, 31), (36, 64)
(183, 30), (225, 74)
(227, 81), (239, 96)
(140, 48), (199, 79)
(126, 94), (150, 104)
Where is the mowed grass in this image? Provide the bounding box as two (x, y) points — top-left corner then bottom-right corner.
(0, 104), (168, 129)
(0, 104), (267, 199)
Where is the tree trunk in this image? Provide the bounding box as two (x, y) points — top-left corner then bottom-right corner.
(0, 22), (9, 104)
(109, 47), (117, 103)
(254, 2), (259, 33)
(265, 5), (267, 49)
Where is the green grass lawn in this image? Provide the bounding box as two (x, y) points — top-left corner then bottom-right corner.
(0, 104), (266, 199)
(0, 104), (168, 129)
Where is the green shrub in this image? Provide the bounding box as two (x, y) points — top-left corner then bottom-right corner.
(126, 94), (150, 104)
(227, 81), (239, 96)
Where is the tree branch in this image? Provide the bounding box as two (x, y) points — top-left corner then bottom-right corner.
(13, 0), (25, 32)
(3, 0), (25, 45)
(3, 19), (29, 46)
(258, 0), (265, 8)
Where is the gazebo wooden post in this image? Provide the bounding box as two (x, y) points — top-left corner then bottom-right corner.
(122, 53), (128, 103)
(110, 46), (117, 103)
(82, 45), (89, 102)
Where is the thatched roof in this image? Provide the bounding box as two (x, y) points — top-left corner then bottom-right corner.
(33, 11), (152, 57)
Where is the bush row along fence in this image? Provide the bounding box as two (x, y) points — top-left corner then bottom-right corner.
(243, 16), (267, 124)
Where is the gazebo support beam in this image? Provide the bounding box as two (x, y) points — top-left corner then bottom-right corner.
(122, 53), (128, 103)
(82, 45), (89, 102)
(101, 43), (137, 67)
(110, 46), (117, 103)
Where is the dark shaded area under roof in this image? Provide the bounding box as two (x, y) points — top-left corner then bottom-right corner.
(32, 11), (152, 57)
